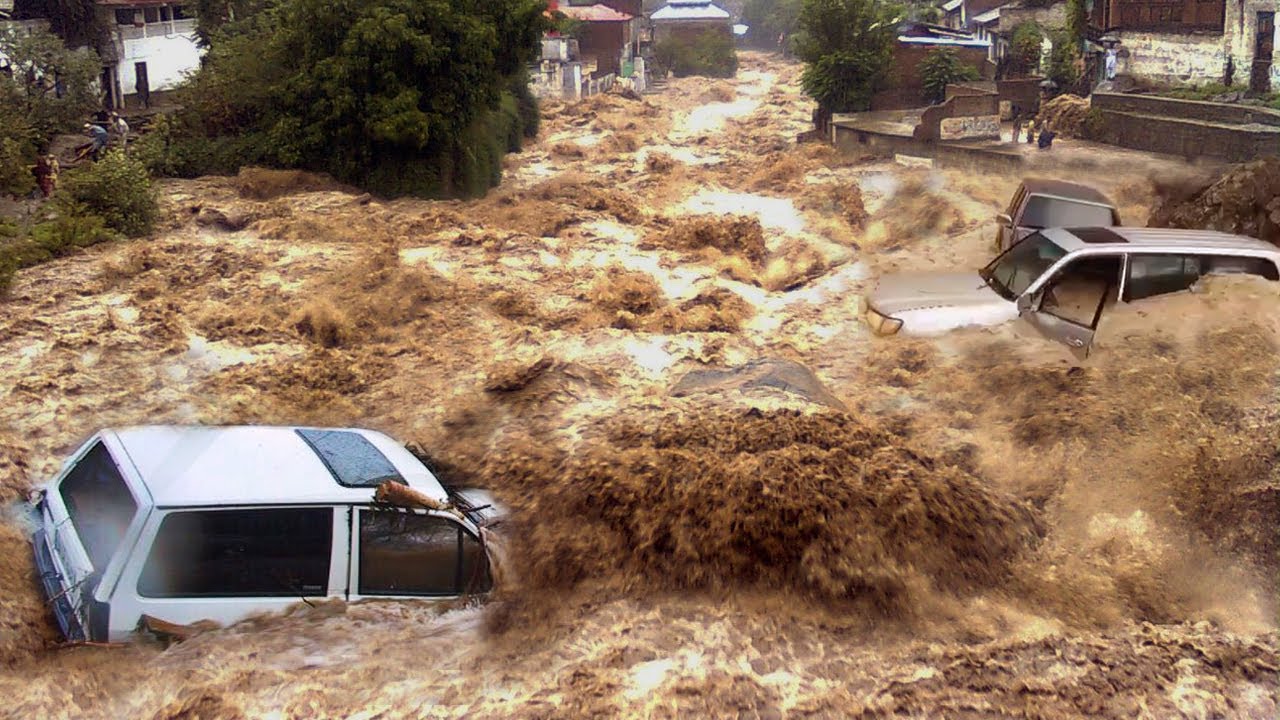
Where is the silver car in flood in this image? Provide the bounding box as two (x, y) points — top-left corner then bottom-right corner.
(864, 226), (1280, 357)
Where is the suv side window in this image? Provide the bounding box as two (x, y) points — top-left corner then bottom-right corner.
(60, 442), (138, 573)
(1039, 255), (1121, 327)
(138, 508), (333, 597)
(1126, 254), (1201, 300)
(359, 511), (492, 596)
(1202, 255), (1280, 280)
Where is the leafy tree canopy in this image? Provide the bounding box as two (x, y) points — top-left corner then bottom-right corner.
(0, 24), (100, 148)
(920, 47), (980, 105)
(795, 0), (903, 113)
(178, 0), (547, 197)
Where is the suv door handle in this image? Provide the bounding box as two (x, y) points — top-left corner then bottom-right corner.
(1067, 338), (1085, 348)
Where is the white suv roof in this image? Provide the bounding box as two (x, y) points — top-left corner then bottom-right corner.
(1045, 226), (1280, 256)
(106, 426), (447, 508)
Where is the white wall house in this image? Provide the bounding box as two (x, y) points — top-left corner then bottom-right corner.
(98, 0), (202, 109)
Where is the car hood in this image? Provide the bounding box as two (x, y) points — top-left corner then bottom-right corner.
(867, 272), (1006, 316)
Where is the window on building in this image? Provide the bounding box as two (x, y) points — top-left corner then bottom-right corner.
(160, 6), (172, 21)
(172, 5), (191, 20)
(143, 7), (160, 23)
(138, 508), (334, 598)
(115, 9), (136, 25)
(59, 442), (138, 573)
(359, 511), (491, 596)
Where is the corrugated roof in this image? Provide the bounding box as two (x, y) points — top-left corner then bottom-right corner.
(971, 5), (1006, 23)
(651, 0), (731, 21)
(897, 35), (989, 47)
(559, 3), (634, 21)
(942, 0), (963, 11)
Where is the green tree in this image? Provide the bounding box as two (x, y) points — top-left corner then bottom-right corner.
(654, 31), (739, 77)
(0, 25), (101, 142)
(1065, 0), (1087, 45)
(191, 0), (269, 46)
(1046, 28), (1080, 89)
(1010, 22), (1044, 76)
(174, 0), (547, 197)
(0, 25), (100, 196)
(742, 0), (802, 48)
(795, 0), (903, 114)
(919, 47), (980, 105)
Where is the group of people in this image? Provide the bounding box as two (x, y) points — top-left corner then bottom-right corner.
(77, 111), (131, 163)
(1011, 113), (1056, 150)
(29, 110), (131, 199)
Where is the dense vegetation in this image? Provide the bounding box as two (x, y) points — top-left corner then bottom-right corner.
(1010, 22), (1044, 77)
(0, 25), (99, 195)
(653, 31), (739, 78)
(741, 0), (802, 49)
(141, 0), (547, 198)
(795, 0), (902, 114)
(920, 47), (981, 105)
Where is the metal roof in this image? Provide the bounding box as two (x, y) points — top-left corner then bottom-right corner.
(559, 3), (634, 21)
(651, 1), (731, 21)
(942, 0), (964, 11)
(1043, 227), (1280, 256)
(897, 35), (989, 47)
(108, 426), (447, 508)
(1020, 178), (1114, 206)
(971, 6), (1005, 23)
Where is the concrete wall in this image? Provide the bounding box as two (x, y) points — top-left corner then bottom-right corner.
(1092, 91), (1280, 125)
(998, 2), (1068, 33)
(914, 92), (1001, 141)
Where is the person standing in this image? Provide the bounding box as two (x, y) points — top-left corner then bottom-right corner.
(1012, 112), (1023, 143)
(112, 112), (130, 152)
(136, 71), (150, 109)
(1105, 47), (1118, 81)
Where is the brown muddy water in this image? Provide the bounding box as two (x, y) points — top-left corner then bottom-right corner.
(0, 53), (1276, 718)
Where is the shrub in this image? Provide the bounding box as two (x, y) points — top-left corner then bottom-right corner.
(0, 202), (120, 294)
(1046, 29), (1080, 89)
(1011, 22), (1044, 76)
(654, 31), (739, 78)
(920, 47), (981, 105)
(60, 151), (158, 237)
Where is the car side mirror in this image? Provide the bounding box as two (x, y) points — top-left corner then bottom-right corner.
(996, 213), (1012, 226)
(1016, 293), (1033, 313)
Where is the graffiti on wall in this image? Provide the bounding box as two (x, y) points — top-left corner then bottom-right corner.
(939, 115), (1002, 140)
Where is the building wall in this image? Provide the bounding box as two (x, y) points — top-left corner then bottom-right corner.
(118, 30), (201, 95)
(998, 2), (1067, 33)
(653, 19), (732, 43)
(578, 20), (631, 76)
(1117, 0), (1278, 88)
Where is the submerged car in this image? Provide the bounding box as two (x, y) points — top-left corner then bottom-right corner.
(864, 226), (1280, 357)
(995, 179), (1120, 252)
(30, 426), (499, 643)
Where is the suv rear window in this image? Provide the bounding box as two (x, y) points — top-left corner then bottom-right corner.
(138, 508), (333, 597)
(1022, 196), (1115, 229)
(359, 511), (492, 596)
(60, 442), (137, 572)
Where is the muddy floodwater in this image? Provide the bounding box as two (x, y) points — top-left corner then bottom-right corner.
(0, 53), (1277, 718)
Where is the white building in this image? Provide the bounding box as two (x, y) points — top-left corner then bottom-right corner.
(97, 0), (202, 110)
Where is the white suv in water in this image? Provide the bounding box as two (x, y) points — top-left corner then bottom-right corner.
(864, 227), (1280, 357)
(30, 426), (499, 643)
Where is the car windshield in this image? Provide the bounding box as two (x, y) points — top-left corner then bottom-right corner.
(981, 232), (1068, 300)
(1022, 196), (1115, 228)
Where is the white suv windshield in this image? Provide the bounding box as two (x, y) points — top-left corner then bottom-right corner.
(982, 233), (1067, 299)
(1022, 196), (1114, 228)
